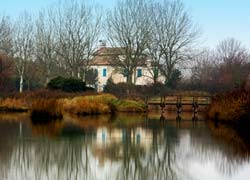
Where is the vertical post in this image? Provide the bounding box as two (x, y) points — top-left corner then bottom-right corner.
(160, 96), (166, 120)
(176, 96), (182, 116)
(145, 96), (148, 112)
(192, 96), (198, 121)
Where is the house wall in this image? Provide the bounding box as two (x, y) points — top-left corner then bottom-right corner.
(91, 65), (165, 92)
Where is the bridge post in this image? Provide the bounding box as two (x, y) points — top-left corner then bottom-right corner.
(192, 97), (198, 121)
(145, 96), (149, 112)
(160, 96), (166, 108)
(176, 96), (182, 116)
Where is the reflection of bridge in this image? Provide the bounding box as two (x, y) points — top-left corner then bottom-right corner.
(147, 95), (212, 119)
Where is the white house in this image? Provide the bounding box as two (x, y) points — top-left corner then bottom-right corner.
(90, 46), (165, 92)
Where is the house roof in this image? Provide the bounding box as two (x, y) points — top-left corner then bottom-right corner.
(91, 47), (124, 66)
(90, 47), (149, 66)
(93, 47), (125, 56)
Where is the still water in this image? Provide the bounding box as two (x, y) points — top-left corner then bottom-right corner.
(0, 112), (249, 180)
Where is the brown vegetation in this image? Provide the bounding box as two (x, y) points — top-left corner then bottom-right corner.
(0, 90), (146, 122)
(63, 94), (146, 115)
(31, 98), (63, 120)
(0, 98), (28, 112)
(208, 89), (250, 123)
(63, 94), (116, 115)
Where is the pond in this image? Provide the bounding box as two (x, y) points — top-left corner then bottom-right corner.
(0, 112), (249, 180)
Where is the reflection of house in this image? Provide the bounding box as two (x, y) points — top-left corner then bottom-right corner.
(131, 128), (153, 148)
(96, 128), (124, 145)
(90, 45), (165, 92)
(96, 127), (153, 148)
(94, 127), (153, 166)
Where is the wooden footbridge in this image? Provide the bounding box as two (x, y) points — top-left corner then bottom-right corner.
(146, 95), (212, 118)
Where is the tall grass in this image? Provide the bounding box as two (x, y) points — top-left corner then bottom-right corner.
(63, 94), (116, 115)
(0, 98), (28, 112)
(208, 89), (250, 123)
(31, 98), (63, 121)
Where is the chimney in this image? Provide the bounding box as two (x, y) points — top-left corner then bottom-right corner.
(99, 40), (107, 48)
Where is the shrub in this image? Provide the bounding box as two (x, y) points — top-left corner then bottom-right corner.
(47, 76), (65, 90)
(47, 76), (86, 92)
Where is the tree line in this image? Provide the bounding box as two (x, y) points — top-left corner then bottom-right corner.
(188, 38), (250, 93)
(0, 0), (249, 94)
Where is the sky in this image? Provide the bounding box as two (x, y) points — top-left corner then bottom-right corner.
(0, 0), (250, 49)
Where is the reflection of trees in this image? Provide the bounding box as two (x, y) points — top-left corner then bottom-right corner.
(6, 137), (96, 180)
(30, 120), (63, 137)
(1, 113), (250, 179)
(190, 120), (250, 177)
(116, 132), (146, 180)
(144, 124), (179, 180)
(110, 122), (180, 180)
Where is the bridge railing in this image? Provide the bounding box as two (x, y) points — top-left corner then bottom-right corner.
(147, 95), (211, 106)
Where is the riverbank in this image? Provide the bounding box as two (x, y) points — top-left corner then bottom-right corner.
(208, 89), (250, 125)
(0, 90), (146, 121)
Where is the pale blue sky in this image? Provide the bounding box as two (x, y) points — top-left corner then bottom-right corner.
(0, 0), (250, 48)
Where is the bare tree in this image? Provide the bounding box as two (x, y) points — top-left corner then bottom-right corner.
(52, 0), (101, 80)
(12, 12), (34, 93)
(35, 10), (57, 86)
(148, 0), (200, 85)
(190, 49), (218, 90)
(189, 39), (250, 92)
(216, 38), (250, 89)
(106, 0), (151, 85)
(0, 15), (12, 54)
(217, 38), (249, 64)
(0, 54), (14, 92)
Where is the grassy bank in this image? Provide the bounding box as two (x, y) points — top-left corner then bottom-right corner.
(63, 94), (146, 115)
(208, 89), (250, 124)
(0, 98), (28, 112)
(0, 90), (146, 121)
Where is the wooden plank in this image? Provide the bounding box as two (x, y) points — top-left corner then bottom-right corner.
(147, 95), (211, 106)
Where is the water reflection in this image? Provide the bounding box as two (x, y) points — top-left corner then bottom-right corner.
(0, 113), (249, 180)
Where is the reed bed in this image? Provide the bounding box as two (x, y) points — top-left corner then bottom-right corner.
(0, 98), (28, 112)
(63, 94), (116, 115)
(30, 98), (63, 121)
(208, 89), (250, 123)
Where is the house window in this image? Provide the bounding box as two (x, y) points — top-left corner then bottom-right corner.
(137, 69), (142, 77)
(95, 69), (98, 76)
(103, 68), (107, 77)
